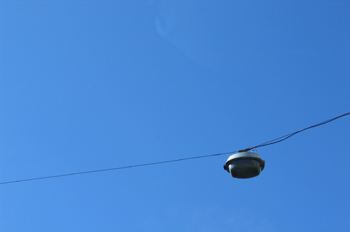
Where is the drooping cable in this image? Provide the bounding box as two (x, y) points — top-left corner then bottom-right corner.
(0, 112), (349, 185)
(242, 112), (350, 151)
(0, 151), (236, 185)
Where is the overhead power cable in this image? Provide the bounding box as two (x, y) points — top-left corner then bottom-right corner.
(0, 152), (235, 185)
(0, 112), (349, 186)
(240, 111), (350, 152)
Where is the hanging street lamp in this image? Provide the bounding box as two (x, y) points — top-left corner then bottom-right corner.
(223, 151), (265, 179)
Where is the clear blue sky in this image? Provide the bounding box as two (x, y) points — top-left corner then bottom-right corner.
(1, 1), (349, 231)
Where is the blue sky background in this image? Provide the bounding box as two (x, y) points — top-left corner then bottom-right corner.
(0, 1), (349, 231)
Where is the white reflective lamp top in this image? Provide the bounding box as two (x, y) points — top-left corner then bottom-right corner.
(223, 151), (265, 179)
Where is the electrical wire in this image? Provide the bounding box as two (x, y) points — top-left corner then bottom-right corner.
(0, 112), (349, 186)
(244, 112), (350, 151)
(0, 151), (236, 185)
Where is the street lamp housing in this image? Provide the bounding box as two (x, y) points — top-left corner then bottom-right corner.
(223, 151), (265, 179)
